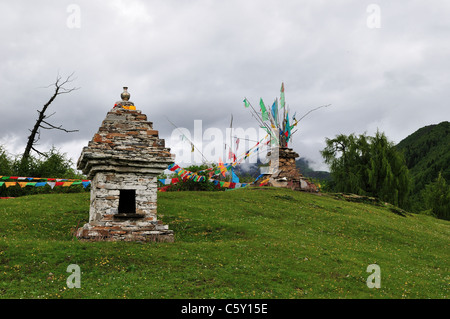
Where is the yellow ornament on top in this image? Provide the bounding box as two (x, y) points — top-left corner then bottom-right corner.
(114, 86), (136, 110)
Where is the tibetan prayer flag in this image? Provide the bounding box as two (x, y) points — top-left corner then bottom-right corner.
(82, 181), (91, 188)
(160, 179), (167, 184)
(280, 82), (285, 108)
(286, 112), (291, 142)
(260, 98), (269, 121)
(228, 149), (233, 160)
(243, 98), (250, 108)
(254, 174), (263, 182)
(5, 182), (15, 188)
(18, 182), (28, 188)
(231, 170), (240, 183)
(158, 186), (170, 192)
(0, 182), (3, 187)
(35, 182), (47, 187)
(271, 99), (278, 126)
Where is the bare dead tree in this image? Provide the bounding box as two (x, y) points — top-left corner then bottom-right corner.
(22, 72), (80, 162)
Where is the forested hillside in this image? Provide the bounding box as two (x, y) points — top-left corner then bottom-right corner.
(396, 121), (450, 193)
(296, 158), (331, 181)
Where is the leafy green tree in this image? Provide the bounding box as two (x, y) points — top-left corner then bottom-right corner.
(0, 146), (13, 176)
(34, 147), (81, 179)
(11, 146), (81, 179)
(321, 131), (411, 208)
(367, 131), (410, 207)
(421, 172), (450, 220)
(321, 133), (370, 195)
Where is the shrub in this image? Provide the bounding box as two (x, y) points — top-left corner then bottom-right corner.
(0, 146), (88, 197)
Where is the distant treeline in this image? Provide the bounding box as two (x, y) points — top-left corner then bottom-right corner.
(320, 124), (449, 220)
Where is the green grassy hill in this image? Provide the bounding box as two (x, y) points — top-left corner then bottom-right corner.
(0, 188), (448, 299)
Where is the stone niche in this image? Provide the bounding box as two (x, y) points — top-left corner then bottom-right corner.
(76, 89), (175, 242)
(268, 147), (317, 192)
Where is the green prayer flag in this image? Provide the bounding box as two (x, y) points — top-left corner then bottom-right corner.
(260, 98), (269, 121)
(280, 82), (285, 109)
(243, 98), (250, 108)
(286, 112), (291, 142)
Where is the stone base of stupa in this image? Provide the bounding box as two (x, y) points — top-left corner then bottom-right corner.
(76, 219), (174, 242)
(267, 147), (318, 192)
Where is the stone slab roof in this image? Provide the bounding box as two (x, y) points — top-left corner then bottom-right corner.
(77, 107), (174, 178)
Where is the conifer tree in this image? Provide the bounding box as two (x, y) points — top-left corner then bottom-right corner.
(321, 131), (411, 208)
(422, 172), (450, 220)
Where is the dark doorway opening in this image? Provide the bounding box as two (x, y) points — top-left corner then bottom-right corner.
(118, 189), (136, 215)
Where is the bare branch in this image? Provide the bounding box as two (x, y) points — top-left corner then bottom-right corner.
(41, 120), (79, 133)
(57, 86), (80, 95)
(31, 146), (45, 156)
(44, 111), (57, 119)
(22, 71), (80, 162)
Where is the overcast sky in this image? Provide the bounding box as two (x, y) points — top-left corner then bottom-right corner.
(1, 0), (449, 172)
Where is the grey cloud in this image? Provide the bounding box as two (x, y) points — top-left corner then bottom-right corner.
(1, 0), (449, 170)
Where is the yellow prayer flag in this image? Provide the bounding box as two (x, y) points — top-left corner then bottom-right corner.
(5, 182), (16, 188)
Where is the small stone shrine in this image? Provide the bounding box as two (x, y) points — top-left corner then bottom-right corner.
(267, 147), (317, 192)
(76, 87), (175, 242)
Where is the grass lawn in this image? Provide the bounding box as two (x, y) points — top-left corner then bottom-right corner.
(0, 187), (448, 299)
